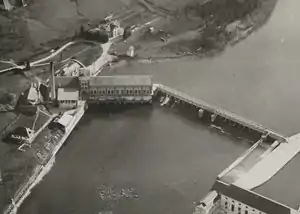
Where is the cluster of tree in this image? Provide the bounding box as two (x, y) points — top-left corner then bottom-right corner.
(0, 90), (15, 105)
(79, 26), (109, 43)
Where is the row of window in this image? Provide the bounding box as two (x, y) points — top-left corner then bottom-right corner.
(81, 82), (88, 89)
(59, 100), (77, 104)
(223, 197), (264, 214)
(89, 88), (151, 95)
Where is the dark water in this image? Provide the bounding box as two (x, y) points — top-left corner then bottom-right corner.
(19, 105), (249, 214)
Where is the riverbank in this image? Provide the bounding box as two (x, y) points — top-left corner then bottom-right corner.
(1, 103), (86, 214)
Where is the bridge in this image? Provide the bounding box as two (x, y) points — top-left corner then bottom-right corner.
(153, 84), (287, 143)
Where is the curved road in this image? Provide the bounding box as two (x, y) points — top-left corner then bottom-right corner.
(0, 40), (101, 74)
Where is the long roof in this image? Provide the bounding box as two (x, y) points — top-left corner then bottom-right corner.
(212, 180), (290, 214)
(253, 152), (300, 210)
(57, 88), (79, 101)
(55, 76), (79, 88)
(89, 75), (152, 87)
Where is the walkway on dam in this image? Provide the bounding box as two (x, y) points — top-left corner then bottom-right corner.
(233, 133), (300, 190)
(218, 140), (266, 184)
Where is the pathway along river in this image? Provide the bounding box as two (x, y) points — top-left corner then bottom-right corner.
(19, 0), (300, 213)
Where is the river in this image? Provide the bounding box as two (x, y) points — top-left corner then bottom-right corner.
(102, 0), (300, 136)
(18, 0), (300, 213)
(18, 104), (249, 214)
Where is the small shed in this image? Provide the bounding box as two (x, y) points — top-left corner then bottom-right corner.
(50, 113), (74, 133)
(57, 113), (73, 128)
(3, 126), (33, 145)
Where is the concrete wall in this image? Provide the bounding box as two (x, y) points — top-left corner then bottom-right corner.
(220, 195), (266, 214)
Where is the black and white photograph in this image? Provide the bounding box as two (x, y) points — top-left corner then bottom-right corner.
(0, 0), (299, 213)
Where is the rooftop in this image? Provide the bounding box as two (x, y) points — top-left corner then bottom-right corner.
(253, 151), (300, 209)
(57, 88), (79, 101)
(55, 76), (79, 89)
(89, 75), (152, 87)
(57, 113), (73, 127)
(212, 180), (290, 214)
(27, 86), (39, 102)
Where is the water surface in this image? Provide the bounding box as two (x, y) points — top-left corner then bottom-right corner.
(19, 105), (249, 214)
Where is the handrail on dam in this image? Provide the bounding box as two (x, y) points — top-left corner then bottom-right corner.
(218, 139), (263, 180)
(153, 84), (287, 143)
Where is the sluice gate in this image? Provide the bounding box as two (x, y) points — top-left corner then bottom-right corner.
(153, 84), (287, 144)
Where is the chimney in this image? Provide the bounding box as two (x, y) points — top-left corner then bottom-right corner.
(0, 168), (3, 184)
(50, 62), (56, 101)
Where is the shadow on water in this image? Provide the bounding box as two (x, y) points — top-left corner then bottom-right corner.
(75, 103), (153, 127)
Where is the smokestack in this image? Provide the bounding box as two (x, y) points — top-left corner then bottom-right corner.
(0, 168), (3, 184)
(50, 62), (56, 101)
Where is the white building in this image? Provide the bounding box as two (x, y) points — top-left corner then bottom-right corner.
(201, 179), (295, 214)
(57, 88), (79, 109)
(194, 191), (220, 214)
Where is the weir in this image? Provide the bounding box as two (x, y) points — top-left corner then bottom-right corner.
(153, 84), (287, 144)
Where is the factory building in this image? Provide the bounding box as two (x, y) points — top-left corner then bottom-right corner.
(79, 75), (153, 103)
(49, 64), (153, 105)
(194, 179), (296, 214)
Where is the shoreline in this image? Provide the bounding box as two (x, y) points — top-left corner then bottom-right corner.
(4, 102), (87, 214)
